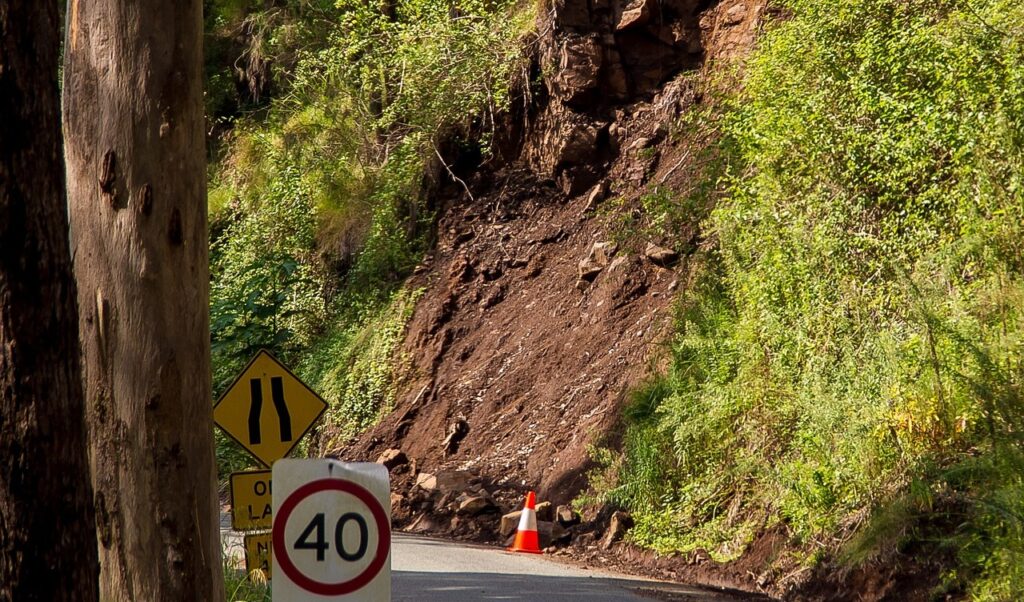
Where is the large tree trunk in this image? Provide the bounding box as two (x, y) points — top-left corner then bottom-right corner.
(62, 1), (225, 600)
(0, 2), (99, 601)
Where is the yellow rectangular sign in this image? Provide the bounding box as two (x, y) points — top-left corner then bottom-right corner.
(244, 531), (272, 580)
(230, 470), (273, 531)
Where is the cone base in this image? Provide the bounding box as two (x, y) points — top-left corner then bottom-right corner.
(506, 547), (543, 554)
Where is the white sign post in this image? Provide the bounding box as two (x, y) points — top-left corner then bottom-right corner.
(272, 459), (391, 601)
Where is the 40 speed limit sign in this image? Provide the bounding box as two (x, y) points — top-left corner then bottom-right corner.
(272, 459), (391, 600)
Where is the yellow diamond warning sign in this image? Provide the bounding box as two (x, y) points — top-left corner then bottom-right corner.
(214, 350), (327, 468)
(230, 470), (273, 531)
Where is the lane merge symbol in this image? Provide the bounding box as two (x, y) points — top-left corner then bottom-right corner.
(214, 350), (327, 468)
(248, 376), (293, 445)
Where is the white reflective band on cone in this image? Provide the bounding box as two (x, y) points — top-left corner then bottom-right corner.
(517, 508), (538, 532)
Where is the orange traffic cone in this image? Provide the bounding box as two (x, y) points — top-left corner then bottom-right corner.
(507, 491), (543, 554)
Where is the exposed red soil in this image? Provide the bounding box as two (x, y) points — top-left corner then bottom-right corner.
(331, 0), (761, 513)
(341, 160), (682, 503)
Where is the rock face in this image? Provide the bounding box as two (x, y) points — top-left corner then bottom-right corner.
(525, 0), (763, 187)
(540, 0), (707, 105)
(549, 35), (604, 106)
(601, 510), (634, 549)
(723, 3), (747, 25)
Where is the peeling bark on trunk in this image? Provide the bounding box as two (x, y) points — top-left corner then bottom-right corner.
(0, 1), (99, 601)
(62, 0), (225, 599)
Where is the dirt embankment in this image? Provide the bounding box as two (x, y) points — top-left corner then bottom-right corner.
(334, 0), (763, 511)
(320, 1), (948, 599)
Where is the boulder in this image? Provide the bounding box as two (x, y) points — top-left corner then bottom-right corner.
(456, 494), (497, 516)
(556, 504), (580, 527)
(538, 520), (569, 547)
(558, 164), (602, 197)
(434, 470), (474, 493)
(535, 501), (554, 522)
(601, 511), (633, 549)
(578, 258), (604, 282)
(592, 241), (618, 265)
(436, 491), (457, 510)
(408, 513), (443, 533)
(414, 472), (437, 491)
(644, 242), (679, 266)
(375, 448), (408, 470)
(480, 285), (507, 310)
(500, 510), (522, 537)
(503, 521), (569, 548)
(441, 417), (470, 456)
(578, 241), (619, 282)
(630, 137), (653, 152)
(583, 182), (608, 213)
(616, 0), (652, 31)
(606, 255), (629, 274)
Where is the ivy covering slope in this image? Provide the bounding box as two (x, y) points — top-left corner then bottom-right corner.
(205, 0), (532, 474)
(601, 0), (1024, 597)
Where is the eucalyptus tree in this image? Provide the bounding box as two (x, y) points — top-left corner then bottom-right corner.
(63, 1), (224, 599)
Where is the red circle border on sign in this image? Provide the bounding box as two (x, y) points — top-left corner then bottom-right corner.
(273, 478), (391, 595)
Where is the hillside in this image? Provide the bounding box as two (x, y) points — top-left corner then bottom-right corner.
(334, 0), (763, 501)
(207, 0), (1024, 599)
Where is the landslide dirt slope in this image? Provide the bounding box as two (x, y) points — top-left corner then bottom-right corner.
(334, 0), (763, 506)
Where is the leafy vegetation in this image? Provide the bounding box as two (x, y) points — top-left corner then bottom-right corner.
(206, 0), (533, 477)
(223, 567), (271, 602)
(597, 0), (1024, 595)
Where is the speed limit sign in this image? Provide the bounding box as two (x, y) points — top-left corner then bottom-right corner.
(272, 459), (391, 600)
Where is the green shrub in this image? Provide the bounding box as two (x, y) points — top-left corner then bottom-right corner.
(300, 286), (424, 449)
(208, 0), (534, 463)
(605, 0), (1024, 592)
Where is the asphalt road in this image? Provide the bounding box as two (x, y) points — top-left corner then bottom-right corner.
(391, 534), (736, 601)
(222, 521), (741, 601)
